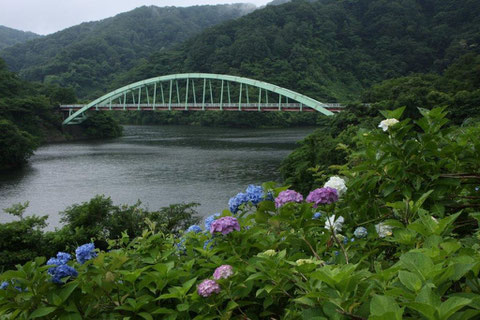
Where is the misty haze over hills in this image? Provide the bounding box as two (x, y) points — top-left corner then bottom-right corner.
(0, 25), (41, 50)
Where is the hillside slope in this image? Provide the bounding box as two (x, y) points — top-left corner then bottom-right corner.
(116, 0), (480, 103)
(0, 4), (255, 98)
(0, 26), (40, 50)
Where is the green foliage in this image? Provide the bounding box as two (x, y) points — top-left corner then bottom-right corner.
(0, 202), (48, 270)
(280, 103), (379, 194)
(113, 110), (321, 128)
(364, 53), (480, 123)
(80, 112), (123, 139)
(1, 110), (480, 318)
(339, 107), (480, 226)
(0, 196), (200, 269)
(0, 119), (38, 169)
(0, 4), (254, 99)
(0, 25), (40, 50)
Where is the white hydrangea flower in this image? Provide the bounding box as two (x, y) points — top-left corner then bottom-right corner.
(324, 176), (347, 197)
(325, 215), (344, 232)
(378, 118), (399, 131)
(353, 226), (368, 238)
(375, 222), (393, 238)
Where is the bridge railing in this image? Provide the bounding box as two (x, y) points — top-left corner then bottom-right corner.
(62, 73), (342, 125)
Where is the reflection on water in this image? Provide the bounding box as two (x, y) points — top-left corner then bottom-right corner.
(0, 125), (313, 229)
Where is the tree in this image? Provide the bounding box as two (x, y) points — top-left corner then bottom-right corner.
(0, 119), (38, 169)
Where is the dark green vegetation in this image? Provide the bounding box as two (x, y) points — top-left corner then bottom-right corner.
(0, 58), (66, 169)
(114, 110), (321, 128)
(2, 108), (480, 318)
(0, 196), (200, 270)
(0, 4), (255, 99)
(116, 0), (480, 103)
(281, 52), (480, 194)
(0, 26), (40, 50)
(0, 57), (122, 169)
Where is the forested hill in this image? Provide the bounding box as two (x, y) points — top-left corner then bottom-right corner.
(116, 0), (480, 103)
(0, 4), (255, 99)
(0, 26), (41, 50)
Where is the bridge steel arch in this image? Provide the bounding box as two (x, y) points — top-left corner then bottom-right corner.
(62, 73), (334, 125)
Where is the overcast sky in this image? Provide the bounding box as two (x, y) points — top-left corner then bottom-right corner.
(1, 0), (270, 35)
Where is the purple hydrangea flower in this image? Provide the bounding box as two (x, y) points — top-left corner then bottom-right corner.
(0, 281), (8, 290)
(197, 279), (221, 297)
(274, 189), (303, 208)
(228, 192), (249, 214)
(306, 187), (338, 207)
(204, 213), (221, 230)
(246, 185), (265, 205)
(50, 264), (78, 284)
(213, 265), (234, 280)
(210, 216), (240, 235)
(75, 243), (97, 265)
(186, 225), (202, 233)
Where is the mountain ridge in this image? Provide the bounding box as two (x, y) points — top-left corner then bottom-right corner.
(0, 4), (256, 98)
(0, 25), (41, 50)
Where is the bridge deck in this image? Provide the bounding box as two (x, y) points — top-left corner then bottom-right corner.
(60, 103), (344, 113)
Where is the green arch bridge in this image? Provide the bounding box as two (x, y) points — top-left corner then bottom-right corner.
(61, 73), (344, 125)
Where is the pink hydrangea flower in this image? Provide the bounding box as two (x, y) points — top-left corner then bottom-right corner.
(275, 189), (304, 208)
(213, 265), (234, 280)
(197, 279), (221, 297)
(306, 187), (338, 207)
(210, 216), (240, 235)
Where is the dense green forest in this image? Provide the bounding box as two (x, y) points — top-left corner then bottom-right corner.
(113, 0), (480, 103)
(0, 4), (255, 99)
(0, 26), (40, 50)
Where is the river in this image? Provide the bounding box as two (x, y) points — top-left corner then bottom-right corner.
(0, 125), (313, 229)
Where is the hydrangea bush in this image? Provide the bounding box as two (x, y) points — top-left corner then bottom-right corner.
(1, 108), (480, 319)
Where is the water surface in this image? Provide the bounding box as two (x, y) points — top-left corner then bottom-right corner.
(0, 125), (313, 228)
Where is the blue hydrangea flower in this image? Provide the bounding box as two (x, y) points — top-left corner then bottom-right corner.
(312, 212), (322, 219)
(228, 192), (249, 214)
(265, 191), (274, 201)
(176, 237), (186, 253)
(0, 281), (8, 290)
(343, 237), (349, 244)
(186, 225), (202, 233)
(203, 239), (214, 250)
(353, 227), (368, 239)
(75, 243), (97, 265)
(246, 185), (265, 205)
(51, 265), (78, 284)
(204, 213), (221, 230)
(56, 252), (71, 264)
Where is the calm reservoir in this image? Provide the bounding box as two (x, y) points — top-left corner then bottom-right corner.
(0, 125), (313, 228)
